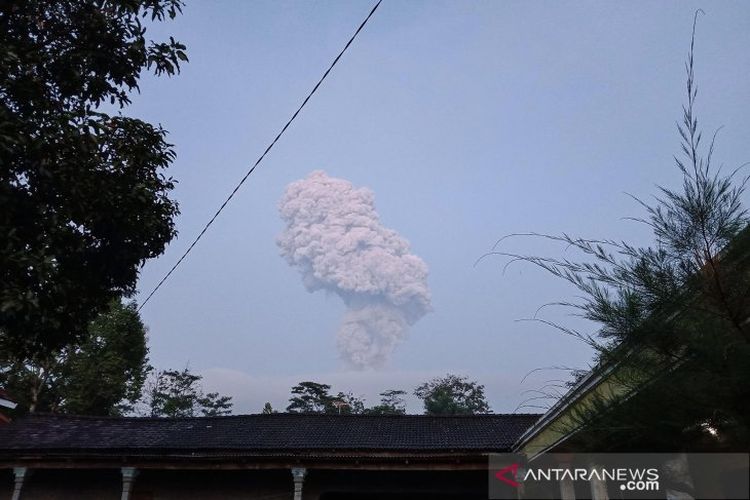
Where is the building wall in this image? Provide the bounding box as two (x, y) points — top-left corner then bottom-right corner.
(133, 469), (292, 500)
(0, 469), (11, 500)
(1, 468), (489, 500)
(0, 469), (121, 500)
(306, 469), (487, 500)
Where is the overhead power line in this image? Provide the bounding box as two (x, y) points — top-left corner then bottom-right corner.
(138, 0), (383, 311)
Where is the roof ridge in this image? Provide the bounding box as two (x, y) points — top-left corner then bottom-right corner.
(1, 413), (541, 453)
(24, 412), (542, 421)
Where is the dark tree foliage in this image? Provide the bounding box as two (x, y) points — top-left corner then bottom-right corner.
(364, 389), (407, 415)
(333, 391), (366, 414)
(286, 381), (335, 413)
(498, 15), (750, 450)
(286, 381), (367, 414)
(414, 374), (491, 415)
(261, 402), (274, 414)
(0, 299), (150, 415)
(286, 379), (487, 415)
(144, 368), (233, 418)
(0, 0), (186, 357)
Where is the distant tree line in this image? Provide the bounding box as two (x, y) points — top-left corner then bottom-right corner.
(262, 373), (491, 416)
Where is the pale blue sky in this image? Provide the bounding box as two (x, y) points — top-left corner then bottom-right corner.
(130, 1), (750, 413)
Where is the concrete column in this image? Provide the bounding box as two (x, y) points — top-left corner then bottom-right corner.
(588, 464), (609, 500)
(663, 453), (695, 500)
(515, 465), (526, 500)
(559, 474), (576, 500)
(291, 467), (307, 500)
(121, 467), (139, 500)
(11, 467), (29, 500)
(556, 456), (575, 500)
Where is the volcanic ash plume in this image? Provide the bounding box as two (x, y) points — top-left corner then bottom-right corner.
(277, 171), (431, 369)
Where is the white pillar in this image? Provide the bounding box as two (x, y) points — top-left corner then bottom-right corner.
(515, 465), (526, 500)
(11, 467), (29, 500)
(559, 475), (576, 500)
(555, 456), (575, 500)
(589, 464), (609, 500)
(291, 467), (307, 500)
(121, 467), (139, 500)
(664, 453), (695, 500)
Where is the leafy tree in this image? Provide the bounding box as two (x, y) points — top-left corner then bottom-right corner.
(414, 374), (491, 415)
(286, 381), (335, 413)
(0, 300), (149, 415)
(498, 16), (750, 450)
(365, 389), (407, 415)
(262, 402), (275, 414)
(144, 368), (233, 418)
(285, 381), (367, 414)
(333, 391), (366, 414)
(0, 0), (185, 359)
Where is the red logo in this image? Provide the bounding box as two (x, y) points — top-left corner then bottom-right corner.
(495, 463), (520, 488)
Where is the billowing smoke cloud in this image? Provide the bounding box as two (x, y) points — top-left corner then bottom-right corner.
(277, 171), (431, 369)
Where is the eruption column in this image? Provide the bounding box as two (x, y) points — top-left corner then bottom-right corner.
(277, 171), (431, 369)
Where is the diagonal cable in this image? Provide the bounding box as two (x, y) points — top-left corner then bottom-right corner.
(139, 0), (383, 311)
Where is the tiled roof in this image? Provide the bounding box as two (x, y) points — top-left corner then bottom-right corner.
(0, 413), (539, 453)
